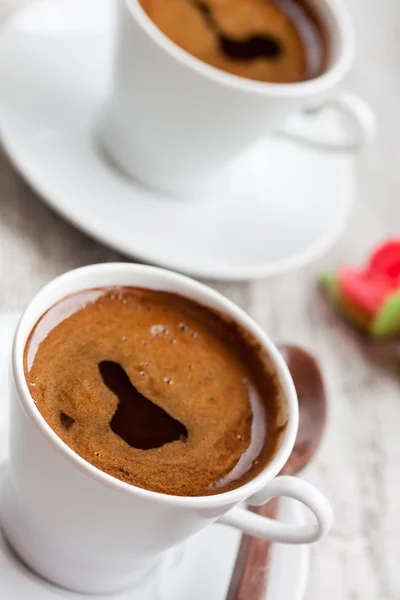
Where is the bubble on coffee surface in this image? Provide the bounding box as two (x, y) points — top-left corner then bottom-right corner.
(99, 360), (188, 450)
(151, 324), (168, 336)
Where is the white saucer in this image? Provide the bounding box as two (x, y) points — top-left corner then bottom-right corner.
(0, 313), (309, 599)
(0, 0), (355, 280)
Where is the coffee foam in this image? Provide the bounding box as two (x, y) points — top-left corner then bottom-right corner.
(25, 288), (285, 496)
(139, 0), (327, 83)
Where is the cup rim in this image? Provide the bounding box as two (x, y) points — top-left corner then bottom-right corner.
(13, 263), (298, 508)
(125, 0), (355, 97)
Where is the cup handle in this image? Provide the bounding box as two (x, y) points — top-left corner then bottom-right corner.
(276, 90), (376, 152)
(218, 476), (333, 544)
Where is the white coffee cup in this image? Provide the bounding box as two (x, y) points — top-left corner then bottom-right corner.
(100, 0), (376, 194)
(1, 264), (332, 594)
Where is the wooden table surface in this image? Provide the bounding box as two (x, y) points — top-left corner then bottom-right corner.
(0, 1), (399, 599)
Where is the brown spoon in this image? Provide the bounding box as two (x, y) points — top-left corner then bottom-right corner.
(226, 344), (327, 600)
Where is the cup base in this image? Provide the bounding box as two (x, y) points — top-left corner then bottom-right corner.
(0, 466), (164, 596)
(98, 110), (233, 197)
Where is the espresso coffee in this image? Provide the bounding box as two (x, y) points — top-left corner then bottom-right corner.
(24, 287), (286, 496)
(139, 0), (327, 83)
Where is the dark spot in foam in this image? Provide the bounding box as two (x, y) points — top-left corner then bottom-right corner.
(99, 361), (188, 450)
(195, 0), (283, 61)
(60, 411), (75, 430)
(220, 34), (282, 60)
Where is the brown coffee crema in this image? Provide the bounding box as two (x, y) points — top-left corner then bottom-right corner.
(24, 287), (287, 496)
(140, 0), (327, 83)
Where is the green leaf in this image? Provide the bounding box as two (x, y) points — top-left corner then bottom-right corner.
(320, 272), (341, 303)
(370, 290), (400, 337)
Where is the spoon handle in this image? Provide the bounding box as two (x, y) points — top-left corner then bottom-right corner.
(225, 498), (280, 600)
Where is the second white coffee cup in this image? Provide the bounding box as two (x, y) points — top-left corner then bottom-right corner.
(100, 0), (375, 194)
